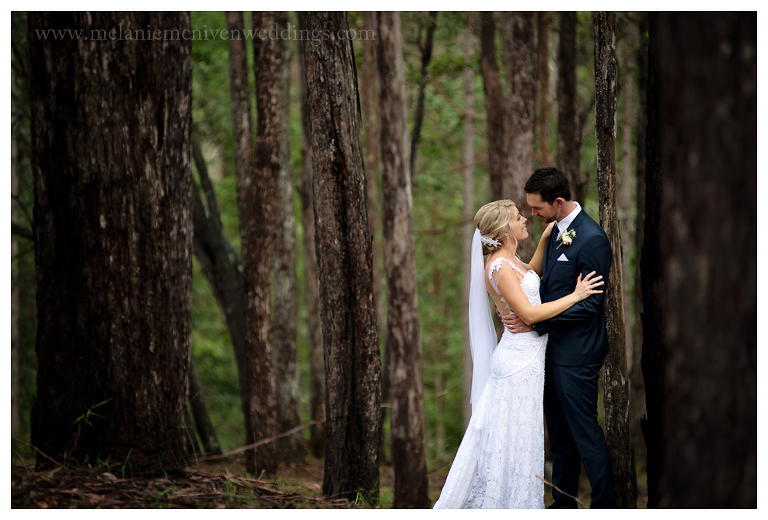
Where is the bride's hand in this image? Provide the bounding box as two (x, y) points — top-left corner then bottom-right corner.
(541, 222), (556, 242)
(572, 271), (604, 301)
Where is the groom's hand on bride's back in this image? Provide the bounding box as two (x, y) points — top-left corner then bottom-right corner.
(501, 313), (535, 334)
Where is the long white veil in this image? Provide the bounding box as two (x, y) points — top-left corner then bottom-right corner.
(468, 229), (498, 413)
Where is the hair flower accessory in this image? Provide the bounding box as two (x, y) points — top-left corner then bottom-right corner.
(479, 234), (501, 247)
(557, 228), (576, 249)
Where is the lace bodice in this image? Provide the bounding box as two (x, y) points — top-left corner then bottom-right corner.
(488, 257), (542, 310)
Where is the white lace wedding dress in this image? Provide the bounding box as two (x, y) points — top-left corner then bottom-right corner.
(434, 257), (547, 509)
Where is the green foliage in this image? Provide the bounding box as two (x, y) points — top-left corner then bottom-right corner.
(191, 11), (237, 168)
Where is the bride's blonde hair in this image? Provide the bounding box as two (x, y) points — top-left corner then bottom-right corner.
(474, 200), (516, 255)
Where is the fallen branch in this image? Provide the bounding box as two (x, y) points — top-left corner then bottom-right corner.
(197, 420), (324, 462)
(536, 475), (587, 509)
(14, 437), (67, 469)
(207, 390), (451, 454)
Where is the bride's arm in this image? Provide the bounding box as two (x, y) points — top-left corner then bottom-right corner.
(522, 222), (556, 275)
(494, 267), (603, 325)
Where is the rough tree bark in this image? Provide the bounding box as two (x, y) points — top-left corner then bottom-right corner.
(618, 18), (636, 375)
(593, 11), (638, 508)
(299, 11), (382, 502)
(29, 11), (192, 475)
(409, 11), (438, 178)
(297, 35), (325, 459)
(479, 12), (507, 200)
(461, 13), (475, 429)
(536, 11), (551, 166)
(272, 18), (302, 461)
(630, 12), (648, 452)
(228, 10), (280, 475)
(375, 11), (430, 508)
(657, 12), (756, 508)
(245, 9), (285, 475)
(507, 12), (537, 260)
(640, 12), (664, 509)
(557, 11), (585, 205)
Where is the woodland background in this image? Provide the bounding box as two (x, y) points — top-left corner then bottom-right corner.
(10, 11), (756, 508)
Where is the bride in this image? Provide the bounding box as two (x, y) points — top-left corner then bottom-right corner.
(433, 200), (603, 509)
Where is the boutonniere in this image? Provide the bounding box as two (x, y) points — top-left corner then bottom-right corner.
(557, 228), (576, 249)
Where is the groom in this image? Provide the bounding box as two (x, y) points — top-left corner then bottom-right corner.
(503, 167), (616, 508)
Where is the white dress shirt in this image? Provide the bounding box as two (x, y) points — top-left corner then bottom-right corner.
(554, 201), (582, 240)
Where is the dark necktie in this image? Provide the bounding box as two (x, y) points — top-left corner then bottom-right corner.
(551, 225), (559, 249)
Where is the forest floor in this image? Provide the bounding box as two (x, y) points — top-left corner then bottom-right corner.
(11, 451), (648, 508)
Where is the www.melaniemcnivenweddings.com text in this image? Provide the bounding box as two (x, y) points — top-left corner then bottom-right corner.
(33, 22), (375, 46)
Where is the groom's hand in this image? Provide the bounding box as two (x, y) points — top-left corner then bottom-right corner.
(501, 313), (534, 333)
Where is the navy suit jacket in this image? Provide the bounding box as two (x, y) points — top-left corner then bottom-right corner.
(535, 210), (611, 366)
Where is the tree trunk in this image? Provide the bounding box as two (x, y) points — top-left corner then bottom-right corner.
(190, 135), (247, 410)
(272, 17), (302, 462)
(297, 33), (325, 460)
(461, 13), (475, 429)
(593, 11), (637, 508)
(508, 12), (536, 260)
(557, 11), (585, 204)
(618, 20), (635, 376)
(657, 12), (756, 508)
(640, 12), (664, 508)
(360, 10), (389, 465)
(480, 12), (507, 200)
(223, 11), (255, 441)
(629, 12), (648, 453)
(29, 11), (192, 475)
(499, 12), (514, 149)
(299, 11), (382, 503)
(229, 9), (281, 476)
(375, 11), (430, 508)
(536, 12), (551, 166)
(188, 358), (222, 455)
(11, 64), (20, 443)
(246, 9), (285, 475)
(409, 11), (438, 178)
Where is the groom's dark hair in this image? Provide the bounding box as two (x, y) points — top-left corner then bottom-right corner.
(524, 166), (571, 203)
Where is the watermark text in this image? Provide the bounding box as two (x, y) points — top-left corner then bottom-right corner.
(34, 23), (375, 46)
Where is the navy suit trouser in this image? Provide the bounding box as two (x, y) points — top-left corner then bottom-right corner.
(544, 361), (616, 508)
